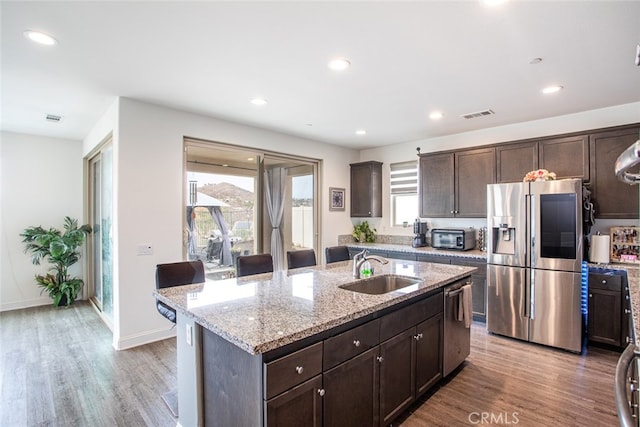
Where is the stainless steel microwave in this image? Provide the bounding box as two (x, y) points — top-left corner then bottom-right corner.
(431, 228), (476, 251)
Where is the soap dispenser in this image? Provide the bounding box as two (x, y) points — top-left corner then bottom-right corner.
(360, 260), (372, 278)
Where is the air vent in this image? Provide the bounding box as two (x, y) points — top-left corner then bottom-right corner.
(45, 114), (63, 123)
(461, 109), (495, 120)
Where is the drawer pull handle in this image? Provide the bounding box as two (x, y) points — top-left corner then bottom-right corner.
(353, 340), (361, 347)
(377, 356), (384, 363)
(602, 280), (607, 284)
(626, 309), (632, 315)
(295, 366), (304, 374)
(317, 388), (325, 397)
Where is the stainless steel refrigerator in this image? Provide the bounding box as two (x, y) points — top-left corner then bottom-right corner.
(486, 178), (584, 353)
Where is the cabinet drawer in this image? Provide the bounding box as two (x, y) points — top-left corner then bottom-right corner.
(264, 341), (323, 400)
(324, 319), (380, 370)
(380, 292), (443, 342)
(589, 273), (622, 291)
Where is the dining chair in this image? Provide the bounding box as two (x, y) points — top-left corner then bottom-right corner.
(325, 245), (351, 264)
(286, 249), (317, 269)
(236, 254), (274, 277)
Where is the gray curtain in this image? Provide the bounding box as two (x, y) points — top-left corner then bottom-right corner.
(208, 206), (233, 266)
(186, 206), (198, 260)
(264, 167), (287, 271)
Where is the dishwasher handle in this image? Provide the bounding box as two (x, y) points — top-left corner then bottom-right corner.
(615, 343), (640, 427)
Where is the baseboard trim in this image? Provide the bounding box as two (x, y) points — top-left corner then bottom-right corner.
(114, 327), (176, 350)
(0, 297), (53, 312)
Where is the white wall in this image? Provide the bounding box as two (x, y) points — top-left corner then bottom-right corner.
(0, 131), (83, 311)
(83, 97), (359, 349)
(359, 102), (640, 236)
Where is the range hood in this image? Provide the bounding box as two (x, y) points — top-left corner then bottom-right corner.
(615, 140), (640, 185)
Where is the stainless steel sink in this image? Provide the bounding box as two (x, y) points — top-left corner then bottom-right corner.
(339, 274), (422, 295)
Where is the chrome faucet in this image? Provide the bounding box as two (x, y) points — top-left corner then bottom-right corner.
(353, 251), (389, 279)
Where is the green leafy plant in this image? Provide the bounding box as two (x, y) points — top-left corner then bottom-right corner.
(21, 217), (92, 307)
(352, 221), (376, 243)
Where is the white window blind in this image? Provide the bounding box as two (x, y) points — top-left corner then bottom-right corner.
(390, 161), (418, 195)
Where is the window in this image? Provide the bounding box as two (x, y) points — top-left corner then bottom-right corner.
(390, 160), (418, 226)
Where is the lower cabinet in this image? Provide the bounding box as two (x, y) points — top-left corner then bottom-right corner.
(266, 375), (323, 427)
(323, 347), (380, 427)
(588, 270), (630, 349)
(264, 288), (451, 427)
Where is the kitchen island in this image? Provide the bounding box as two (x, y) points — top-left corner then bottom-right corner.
(155, 258), (476, 427)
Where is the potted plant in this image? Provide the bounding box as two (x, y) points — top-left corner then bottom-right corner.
(352, 221), (376, 243)
(20, 216), (92, 307)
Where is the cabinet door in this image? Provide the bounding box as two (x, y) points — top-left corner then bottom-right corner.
(379, 328), (415, 427)
(323, 346), (380, 427)
(496, 141), (538, 183)
(588, 288), (622, 347)
(266, 375), (323, 427)
(450, 258), (487, 321)
(455, 147), (496, 217)
(419, 153), (454, 217)
(539, 134), (590, 181)
(350, 161), (383, 217)
(590, 126), (640, 219)
(415, 314), (443, 397)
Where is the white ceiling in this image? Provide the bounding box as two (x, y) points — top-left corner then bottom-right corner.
(2, 1), (640, 149)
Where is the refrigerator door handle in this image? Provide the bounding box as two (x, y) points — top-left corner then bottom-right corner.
(530, 272), (535, 320)
(530, 196), (536, 269)
(524, 269), (530, 318)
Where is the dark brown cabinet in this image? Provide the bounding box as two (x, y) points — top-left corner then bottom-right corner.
(419, 148), (495, 218)
(496, 141), (538, 183)
(350, 161), (383, 217)
(450, 258), (487, 322)
(323, 347), (380, 427)
(588, 271), (630, 349)
(539, 134), (590, 181)
(266, 375), (323, 427)
(589, 126), (640, 219)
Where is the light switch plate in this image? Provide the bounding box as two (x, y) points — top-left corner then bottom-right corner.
(137, 244), (153, 255)
(185, 324), (193, 346)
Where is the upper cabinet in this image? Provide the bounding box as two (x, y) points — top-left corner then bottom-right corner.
(350, 161), (383, 217)
(420, 148), (495, 218)
(539, 135), (590, 181)
(496, 141), (538, 183)
(496, 135), (589, 183)
(589, 126), (640, 219)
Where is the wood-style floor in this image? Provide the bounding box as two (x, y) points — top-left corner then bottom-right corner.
(0, 302), (621, 427)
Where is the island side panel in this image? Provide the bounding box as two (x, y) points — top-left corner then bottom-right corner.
(177, 312), (204, 427)
(202, 327), (264, 426)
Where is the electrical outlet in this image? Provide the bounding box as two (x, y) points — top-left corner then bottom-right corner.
(137, 244), (153, 256)
(186, 324), (193, 346)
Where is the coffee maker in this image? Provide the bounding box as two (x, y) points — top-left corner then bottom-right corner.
(412, 218), (428, 248)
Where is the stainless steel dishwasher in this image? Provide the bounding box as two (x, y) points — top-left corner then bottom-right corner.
(443, 280), (472, 376)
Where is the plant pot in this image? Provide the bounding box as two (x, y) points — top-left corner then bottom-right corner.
(55, 294), (73, 307)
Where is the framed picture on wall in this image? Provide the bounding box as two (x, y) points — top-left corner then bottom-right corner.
(329, 187), (345, 211)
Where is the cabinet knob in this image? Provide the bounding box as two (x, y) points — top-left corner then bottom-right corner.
(377, 356), (384, 363)
(414, 333), (423, 340)
(627, 336), (633, 344)
(317, 388), (325, 397)
(602, 280), (607, 284)
(625, 309), (632, 314)
(450, 210), (455, 214)
(588, 294), (593, 298)
(353, 339), (361, 347)
(295, 366), (304, 374)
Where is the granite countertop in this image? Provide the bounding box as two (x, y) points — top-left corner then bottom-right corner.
(155, 259), (476, 355)
(346, 242), (487, 260)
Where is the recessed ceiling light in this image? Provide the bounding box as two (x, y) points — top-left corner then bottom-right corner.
(247, 157), (254, 161)
(429, 111), (444, 120)
(480, 0), (508, 6)
(23, 30), (57, 46)
(529, 57), (543, 65)
(328, 58), (351, 71)
(542, 85), (564, 94)
(355, 129), (366, 135)
(250, 98), (267, 106)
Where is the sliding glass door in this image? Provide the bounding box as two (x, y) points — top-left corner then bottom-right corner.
(184, 139), (318, 275)
(87, 141), (113, 319)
